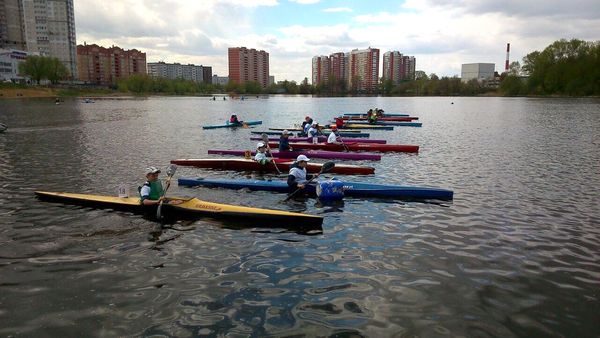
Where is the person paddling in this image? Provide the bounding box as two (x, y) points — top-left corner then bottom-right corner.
(254, 142), (272, 165)
(287, 155), (319, 192)
(279, 130), (293, 151)
(229, 114), (242, 126)
(139, 167), (181, 206)
(327, 126), (342, 144)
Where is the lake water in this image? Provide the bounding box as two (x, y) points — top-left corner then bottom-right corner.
(0, 96), (599, 337)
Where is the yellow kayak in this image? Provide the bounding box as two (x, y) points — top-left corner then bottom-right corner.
(35, 191), (323, 230)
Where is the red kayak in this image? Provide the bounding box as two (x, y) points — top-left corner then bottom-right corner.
(340, 116), (419, 121)
(267, 141), (419, 153)
(171, 158), (375, 175)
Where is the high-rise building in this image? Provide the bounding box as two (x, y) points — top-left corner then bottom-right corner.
(228, 47), (269, 88)
(383, 51), (416, 84)
(329, 52), (347, 84)
(311, 55), (329, 85)
(1, 0), (77, 78)
(77, 44), (146, 85)
(348, 47), (379, 92)
(147, 61), (212, 84)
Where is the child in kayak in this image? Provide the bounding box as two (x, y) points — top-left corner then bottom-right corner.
(327, 126), (341, 144)
(287, 155), (319, 191)
(229, 114), (243, 125)
(139, 167), (181, 206)
(279, 130), (293, 151)
(254, 142), (272, 165)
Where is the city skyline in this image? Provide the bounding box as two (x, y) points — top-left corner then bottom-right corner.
(71, 0), (599, 82)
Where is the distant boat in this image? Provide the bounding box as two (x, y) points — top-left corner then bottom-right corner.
(0, 123), (7, 133)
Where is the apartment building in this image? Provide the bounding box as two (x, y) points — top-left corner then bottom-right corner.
(311, 55), (329, 85)
(147, 61), (212, 84)
(228, 47), (269, 88)
(382, 51), (416, 84)
(77, 43), (146, 85)
(348, 47), (380, 92)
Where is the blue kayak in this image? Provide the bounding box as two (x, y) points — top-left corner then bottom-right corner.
(345, 120), (422, 127)
(202, 121), (262, 129)
(250, 130), (370, 138)
(178, 177), (453, 200)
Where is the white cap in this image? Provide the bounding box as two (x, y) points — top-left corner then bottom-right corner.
(256, 142), (266, 149)
(282, 129), (289, 135)
(296, 155), (310, 162)
(145, 166), (161, 174)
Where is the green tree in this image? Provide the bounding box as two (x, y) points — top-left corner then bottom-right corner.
(46, 58), (69, 84)
(19, 55), (50, 84)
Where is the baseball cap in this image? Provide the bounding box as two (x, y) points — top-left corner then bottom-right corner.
(256, 142), (266, 149)
(282, 129), (289, 135)
(296, 155), (310, 162)
(145, 166), (161, 174)
(331, 125), (338, 130)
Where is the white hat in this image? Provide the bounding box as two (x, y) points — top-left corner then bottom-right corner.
(145, 166), (161, 174)
(256, 142), (266, 149)
(296, 155), (310, 162)
(282, 129), (289, 135)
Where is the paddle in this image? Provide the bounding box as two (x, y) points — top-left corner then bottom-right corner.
(331, 130), (350, 152)
(284, 161), (335, 202)
(156, 164), (177, 220)
(262, 133), (282, 174)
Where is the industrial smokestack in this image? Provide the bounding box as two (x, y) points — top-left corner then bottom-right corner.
(505, 43), (510, 72)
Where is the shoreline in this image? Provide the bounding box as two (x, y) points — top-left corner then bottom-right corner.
(1, 87), (598, 100)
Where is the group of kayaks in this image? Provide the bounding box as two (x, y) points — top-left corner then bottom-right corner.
(37, 110), (453, 231)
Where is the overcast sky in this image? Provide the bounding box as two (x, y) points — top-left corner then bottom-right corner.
(74, 0), (600, 82)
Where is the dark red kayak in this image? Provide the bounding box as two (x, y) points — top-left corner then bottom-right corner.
(267, 142), (419, 153)
(171, 158), (375, 175)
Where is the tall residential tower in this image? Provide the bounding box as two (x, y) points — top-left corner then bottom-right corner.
(1, 0), (77, 78)
(228, 47), (269, 88)
(382, 51), (416, 84)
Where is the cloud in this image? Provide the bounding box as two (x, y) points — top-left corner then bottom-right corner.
(323, 7), (353, 13)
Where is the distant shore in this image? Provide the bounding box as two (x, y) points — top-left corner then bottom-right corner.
(2, 86), (598, 100)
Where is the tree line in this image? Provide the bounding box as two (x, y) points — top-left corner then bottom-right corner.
(15, 38), (599, 97)
(500, 38), (600, 96)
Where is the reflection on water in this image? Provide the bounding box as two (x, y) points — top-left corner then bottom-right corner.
(0, 96), (599, 336)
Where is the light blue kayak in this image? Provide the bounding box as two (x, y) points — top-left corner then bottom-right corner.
(202, 121), (262, 129)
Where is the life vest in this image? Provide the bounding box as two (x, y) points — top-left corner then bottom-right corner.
(139, 180), (164, 201)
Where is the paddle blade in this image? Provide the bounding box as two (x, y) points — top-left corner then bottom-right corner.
(166, 164), (177, 177)
(320, 161), (335, 174)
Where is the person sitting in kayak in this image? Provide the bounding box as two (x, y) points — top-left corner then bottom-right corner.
(139, 167), (181, 206)
(301, 117), (313, 136)
(327, 126), (342, 144)
(229, 114), (242, 125)
(367, 110), (378, 124)
(335, 117), (345, 128)
(307, 122), (320, 138)
(287, 155), (318, 191)
(254, 142), (272, 165)
(279, 130), (293, 151)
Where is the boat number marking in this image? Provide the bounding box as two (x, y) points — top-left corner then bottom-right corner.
(194, 203), (222, 211)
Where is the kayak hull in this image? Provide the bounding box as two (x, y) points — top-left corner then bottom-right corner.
(202, 121), (262, 129)
(250, 136), (386, 144)
(334, 124), (394, 130)
(251, 131), (370, 138)
(171, 158), (375, 175)
(267, 142), (419, 153)
(35, 191), (323, 229)
(208, 149), (382, 161)
(345, 120), (422, 127)
(340, 116), (419, 121)
(344, 113), (409, 117)
(178, 178), (454, 201)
